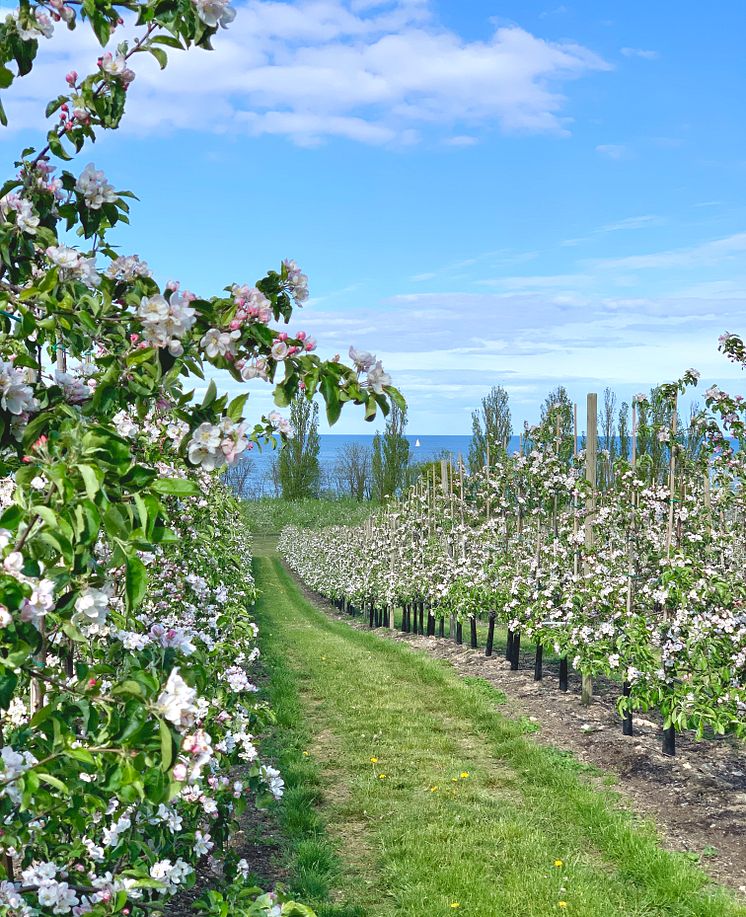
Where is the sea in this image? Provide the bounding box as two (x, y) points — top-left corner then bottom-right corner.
(242, 434), (525, 496)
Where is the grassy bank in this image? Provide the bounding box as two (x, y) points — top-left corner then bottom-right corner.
(253, 549), (746, 917)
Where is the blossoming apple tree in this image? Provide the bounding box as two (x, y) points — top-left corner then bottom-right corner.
(280, 358), (746, 748)
(0, 1), (402, 914)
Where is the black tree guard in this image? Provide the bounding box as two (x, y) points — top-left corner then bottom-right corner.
(622, 681), (633, 736)
(510, 631), (521, 670)
(485, 612), (496, 656)
(506, 628), (514, 661)
(662, 725), (676, 757)
(559, 656), (569, 692)
(534, 644), (543, 681)
(470, 617), (478, 649)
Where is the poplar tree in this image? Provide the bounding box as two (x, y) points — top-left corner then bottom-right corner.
(372, 403), (410, 500)
(468, 385), (512, 474)
(278, 394), (322, 500)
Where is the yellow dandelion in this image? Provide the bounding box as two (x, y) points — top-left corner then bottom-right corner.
(370, 756), (379, 764)
(554, 859), (563, 868)
(451, 777), (458, 782)
(450, 904), (461, 910)
(378, 773), (387, 780)
(430, 785), (439, 792)
(460, 772), (470, 779)
(558, 902), (568, 909)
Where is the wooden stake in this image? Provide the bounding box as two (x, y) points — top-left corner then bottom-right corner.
(582, 392), (598, 707)
(665, 393), (678, 560)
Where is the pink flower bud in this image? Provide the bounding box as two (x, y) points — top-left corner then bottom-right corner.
(66, 70), (77, 87)
(229, 319), (241, 331)
(296, 331), (306, 341)
(130, 333), (139, 343)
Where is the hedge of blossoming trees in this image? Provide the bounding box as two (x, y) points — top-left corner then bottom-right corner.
(0, 2), (402, 915)
(280, 349), (746, 758)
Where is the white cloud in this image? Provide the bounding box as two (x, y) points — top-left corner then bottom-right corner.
(595, 143), (630, 159)
(588, 232), (746, 271)
(620, 47), (659, 60)
(444, 135), (478, 147)
(600, 214), (661, 232)
(1, 0), (609, 146)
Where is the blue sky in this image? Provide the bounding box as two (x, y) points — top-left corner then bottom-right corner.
(2, 0), (745, 433)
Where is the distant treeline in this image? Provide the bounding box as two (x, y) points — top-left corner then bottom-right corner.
(223, 383), (704, 501)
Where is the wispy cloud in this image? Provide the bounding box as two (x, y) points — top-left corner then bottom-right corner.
(595, 143), (630, 159)
(1, 0), (609, 146)
(620, 47), (659, 60)
(587, 231), (746, 271)
(599, 214), (662, 232)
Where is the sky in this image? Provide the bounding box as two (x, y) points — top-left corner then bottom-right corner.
(2, 0), (745, 434)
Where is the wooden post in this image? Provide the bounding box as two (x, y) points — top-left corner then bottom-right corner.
(581, 392), (597, 707)
(623, 402), (638, 736)
(665, 393), (678, 560)
(485, 441), (492, 520)
(389, 516), (396, 631)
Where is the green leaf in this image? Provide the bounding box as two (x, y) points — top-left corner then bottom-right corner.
(63, 748), (95, 764)
(125, 554), (147, 612)
(149, 47), (168, 69)
(386, 385), (407, 411)
(0, 672), (18, 710)
(160, 718), (174, 772)
(0, 67), (14, 90)
(0, 505), (22, 531)
(321, 375), (342, 425)
(37, 773), (69, 795)
(201, 379), (217, 408)
(111, 679), (144, 697)
(62, 621), (87, 643)
(122, 464), (157, 489)
(151, 477), (199, 497)
(227, 392), (248, 422)
(77, 464), (101, 500)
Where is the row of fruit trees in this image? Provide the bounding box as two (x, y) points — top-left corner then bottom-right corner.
(0, 2), (401, 915)
(280, 357), (746, 750)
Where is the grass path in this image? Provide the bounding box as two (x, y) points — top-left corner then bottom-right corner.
(253, 547), (746, 917)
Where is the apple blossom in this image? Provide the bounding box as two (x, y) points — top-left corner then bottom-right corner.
(75, 163), (117, 209)
(157, 668), (199, 730)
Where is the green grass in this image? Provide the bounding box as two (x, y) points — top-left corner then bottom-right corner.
(242, 497), (373, 534)
(253, 548), (746, 917)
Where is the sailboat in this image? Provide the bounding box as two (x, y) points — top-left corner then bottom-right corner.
(415, 438), (420, 447)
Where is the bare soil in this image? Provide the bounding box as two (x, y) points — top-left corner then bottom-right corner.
(285, 569), (746, 898)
